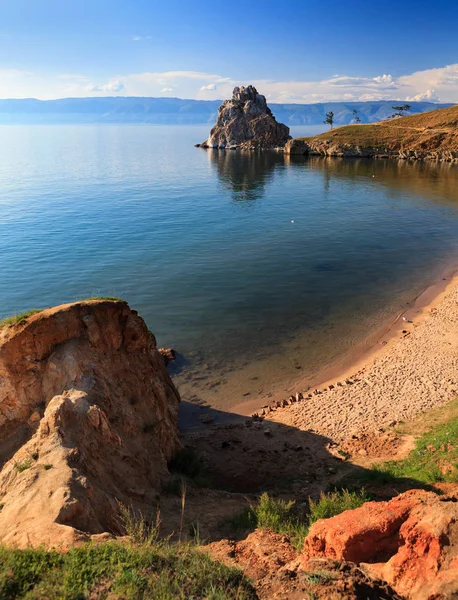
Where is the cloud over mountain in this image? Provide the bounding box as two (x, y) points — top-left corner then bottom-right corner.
(1, 64), (458, 103)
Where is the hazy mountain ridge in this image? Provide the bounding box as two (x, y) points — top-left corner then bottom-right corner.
(0, 97), (452, 125)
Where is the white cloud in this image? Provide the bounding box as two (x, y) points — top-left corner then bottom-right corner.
(86, 79), (125, 93)
(406, 89), (440, 102)
(1, 64), (458, 103)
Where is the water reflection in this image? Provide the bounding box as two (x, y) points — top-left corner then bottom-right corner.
(209, 150), (458, 209)
(207, 149), (284, 202)
(300, 156), (458, 209)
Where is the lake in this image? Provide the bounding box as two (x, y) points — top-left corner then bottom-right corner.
(1, 124), (458, 418)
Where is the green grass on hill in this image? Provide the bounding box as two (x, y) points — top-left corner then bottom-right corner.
(0, 298), (124, 331)
(0, 310), (43, 329)
(0, 541), (256, 600)
(84, 296), (124, 302)
(299, 104), (458, 153)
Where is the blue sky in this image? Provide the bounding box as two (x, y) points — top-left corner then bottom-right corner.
(1, 0), (458, 102)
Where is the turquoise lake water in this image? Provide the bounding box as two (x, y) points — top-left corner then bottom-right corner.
(1, 124), (458, 413)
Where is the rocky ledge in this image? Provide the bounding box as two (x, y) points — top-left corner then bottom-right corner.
(284, 138), (458, 162)
(198, 85), (291, 150)
(0, 299), (180, 548)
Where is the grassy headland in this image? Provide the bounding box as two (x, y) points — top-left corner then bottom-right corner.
(296, 104), (458, 156)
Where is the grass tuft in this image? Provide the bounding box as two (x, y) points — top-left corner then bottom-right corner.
(304, 569), (338, 584)
(117, 502), (161, 546)
(15, 459), (33, 473)
(307, 489), (369, 525)
(227, 489), (369, 551)
(83, 296), (124, 302)
(0, 310), (42, 329)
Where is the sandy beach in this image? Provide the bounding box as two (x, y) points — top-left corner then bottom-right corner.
(261, 269), (458, 441)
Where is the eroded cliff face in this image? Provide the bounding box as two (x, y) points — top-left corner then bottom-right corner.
(199, 86), (291, 150)
(0, 300), (180, 547)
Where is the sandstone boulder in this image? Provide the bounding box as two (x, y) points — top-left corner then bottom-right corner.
(0, 300), (180, 547)
(303, 489), (458, 599)
(199, 85), (291, 150)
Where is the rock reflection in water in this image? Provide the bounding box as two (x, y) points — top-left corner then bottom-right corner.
(207, 149), (285, 202)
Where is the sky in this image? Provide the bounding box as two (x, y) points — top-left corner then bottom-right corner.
(1, 0), (458, 103)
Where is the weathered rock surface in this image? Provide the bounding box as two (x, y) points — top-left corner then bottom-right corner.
(205, 530), (402, 599)
(283, 138), (311, 155)
(199, 85), (291, 150)
(0, 300), (180, 547)
(303, 489), (458, 599)
(285, 137), (458, 161)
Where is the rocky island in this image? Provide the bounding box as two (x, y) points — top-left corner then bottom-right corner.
(198, 85), (291, 150)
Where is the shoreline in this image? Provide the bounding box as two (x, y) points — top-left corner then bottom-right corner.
(259, 261), (458, 440)
(178, 258), (458, 431)
(230, 259), (458, 419)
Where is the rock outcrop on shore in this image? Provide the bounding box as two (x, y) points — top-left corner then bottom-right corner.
(303, 489), (458, 599)
(0, 300), (180, 548)
(198, 86), (291, 150)
(284, 137), (458, 161)
(285, 103), (458, 162)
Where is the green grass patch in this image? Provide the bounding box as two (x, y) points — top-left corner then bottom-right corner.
(0, 541), (256, 599)
(372, 416), (458, 484)
(0, 310), (42, 329)
(227, 489), (369, 551)
(15, 459), (33, 473)
(83, 296), (124, 302)
(225, 493), (307, 550)
(307, 489), (369, 524)
(338, 401), (458, 490)
(0, 298), (124, 331)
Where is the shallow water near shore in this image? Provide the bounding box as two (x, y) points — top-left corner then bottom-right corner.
(1, 124), (458, 419)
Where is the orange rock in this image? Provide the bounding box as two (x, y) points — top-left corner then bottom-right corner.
(303, 489), (458, 599)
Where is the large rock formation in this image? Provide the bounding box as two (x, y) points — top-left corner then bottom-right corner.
(199, 86), (291, 150)
(0, 300), (180, 548)
(303, 489), (458, 599)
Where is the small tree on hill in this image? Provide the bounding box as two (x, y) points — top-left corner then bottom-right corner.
(352, 109), (361, 123)
(391, 104), (411, 118)
(324, 111), (334, 130)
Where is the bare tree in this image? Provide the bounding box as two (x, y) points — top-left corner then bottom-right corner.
(352, 109), (361, 123)
(391, 104), (411, 118)
(324, 111), (334, 130)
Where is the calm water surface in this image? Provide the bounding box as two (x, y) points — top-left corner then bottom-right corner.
(1, 125), (458, 413)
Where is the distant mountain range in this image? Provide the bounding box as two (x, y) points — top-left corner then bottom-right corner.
(0, 97), (453, 126)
